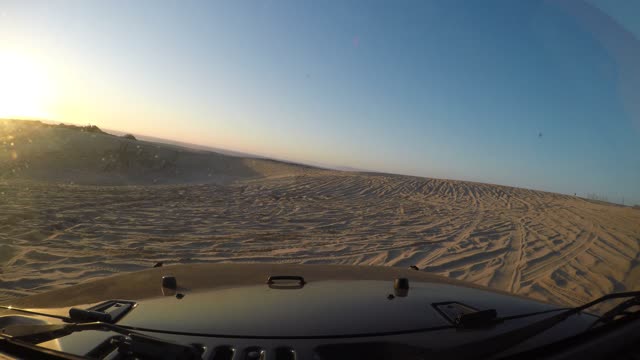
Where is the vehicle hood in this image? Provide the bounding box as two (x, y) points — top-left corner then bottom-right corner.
(117, 278), (563, 337)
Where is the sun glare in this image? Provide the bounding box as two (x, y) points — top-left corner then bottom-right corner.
(0, 51), (55, 119)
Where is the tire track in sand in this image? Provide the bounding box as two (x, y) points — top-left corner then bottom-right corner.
(488, 217), (525, 293)
(520, 224), (597, 287)
(419, 184), (484, 270)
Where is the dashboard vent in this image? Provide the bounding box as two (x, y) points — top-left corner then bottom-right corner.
(275, 347), (296, 360)
(242, 346), (265, 359)
(210, 345), (235, 360)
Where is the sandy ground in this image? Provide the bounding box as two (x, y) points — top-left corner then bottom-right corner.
(1, 120), (639, 309)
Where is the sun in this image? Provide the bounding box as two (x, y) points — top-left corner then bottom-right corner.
(0, 50), (55, 119)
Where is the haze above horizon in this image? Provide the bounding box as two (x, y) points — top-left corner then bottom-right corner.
(1, 0), (639, 204)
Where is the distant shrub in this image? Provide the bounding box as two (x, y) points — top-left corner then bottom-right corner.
(84, 125), (103, 133)
(122, 134), (137, 141)
(55, 123), (105, 134)
(633, 205), (640, 210)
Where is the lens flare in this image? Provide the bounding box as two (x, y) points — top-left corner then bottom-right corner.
(0, 51), (55, 119)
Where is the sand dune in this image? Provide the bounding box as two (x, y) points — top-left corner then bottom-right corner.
(0, 120), (314, 185)
(1, 120), (639, 310)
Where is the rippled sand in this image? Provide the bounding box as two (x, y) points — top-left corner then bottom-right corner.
(2, 174), (639, 308)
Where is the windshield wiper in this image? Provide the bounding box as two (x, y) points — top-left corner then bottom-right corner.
(436, 291), (640, 359)
(588, 294), (640, 329)
(0, 305), (73, 322)
(1, 301), (135, 324)
(0, 322), (204, 360)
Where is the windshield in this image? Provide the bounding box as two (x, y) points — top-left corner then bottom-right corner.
(0, 0), (638, 316)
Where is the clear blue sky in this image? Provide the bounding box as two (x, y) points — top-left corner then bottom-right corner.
(1, 0), (639, 204)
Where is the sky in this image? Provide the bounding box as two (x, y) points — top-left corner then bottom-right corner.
(0, 0), (639, 204)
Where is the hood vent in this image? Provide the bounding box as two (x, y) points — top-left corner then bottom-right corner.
(432, 301), (498, 328)
(69, 300), (136, 324)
